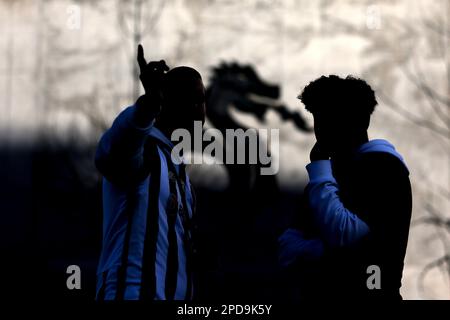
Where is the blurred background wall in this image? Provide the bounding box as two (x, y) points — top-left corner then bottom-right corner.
(0, 0), (448, 299)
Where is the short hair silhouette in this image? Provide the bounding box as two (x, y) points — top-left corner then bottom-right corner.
(157, 66), (205, 130)
(298, 75), (377, 119)
(162, 66), (202, 101)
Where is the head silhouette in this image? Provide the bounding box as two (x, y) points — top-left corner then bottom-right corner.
(156, 66), (206, 136)
(299, 75), (377, 154)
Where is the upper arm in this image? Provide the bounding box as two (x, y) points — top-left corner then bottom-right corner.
(95, 106), (153, 186)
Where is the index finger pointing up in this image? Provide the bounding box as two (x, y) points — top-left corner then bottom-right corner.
(137, 44), (147, 72)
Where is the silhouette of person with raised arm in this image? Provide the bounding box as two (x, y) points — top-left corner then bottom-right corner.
(94, 45), (205, 300)
(278, 75), (412, 300)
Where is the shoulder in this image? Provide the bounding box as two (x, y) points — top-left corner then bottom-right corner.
(357, 151), (409, 178)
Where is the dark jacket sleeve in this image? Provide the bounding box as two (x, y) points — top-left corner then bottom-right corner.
(358, 152), (412, 247)
(357, 152), (412, 292)
(306, 160), (371, 248)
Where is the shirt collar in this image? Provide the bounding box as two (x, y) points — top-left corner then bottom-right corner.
(149, 126), (174, 149)
(149, 126), (187, 166)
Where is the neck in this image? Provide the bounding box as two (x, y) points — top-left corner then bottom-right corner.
(331, 132), (368, 159)
(154, 119), (174, 142)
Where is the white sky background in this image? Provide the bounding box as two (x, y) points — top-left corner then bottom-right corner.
(0, 0), (448, 299)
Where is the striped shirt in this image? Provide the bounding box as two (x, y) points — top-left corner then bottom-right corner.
(94, 105), (195, 300)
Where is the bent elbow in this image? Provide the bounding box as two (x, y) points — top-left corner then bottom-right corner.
(334, 218), (370, 248)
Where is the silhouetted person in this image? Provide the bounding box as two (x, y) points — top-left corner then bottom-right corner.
(278, 75), (412, 300)
(94, 44), (206, 300)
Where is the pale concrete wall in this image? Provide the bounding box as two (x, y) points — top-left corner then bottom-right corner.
(0, 0), (448, 299)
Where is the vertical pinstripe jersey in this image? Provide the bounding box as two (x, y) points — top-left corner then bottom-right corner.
(95, 105), (195, 300)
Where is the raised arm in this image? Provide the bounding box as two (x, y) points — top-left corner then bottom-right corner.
(306, 159), (370, 248)
(95, 44), (169, 186)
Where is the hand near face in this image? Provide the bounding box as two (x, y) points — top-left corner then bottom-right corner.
(310, 141), (331, 161)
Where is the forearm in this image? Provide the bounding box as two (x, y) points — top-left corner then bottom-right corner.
(133, 93), (161, 128)
(278, 229), (325, 267)
(306, 160), (370, 248)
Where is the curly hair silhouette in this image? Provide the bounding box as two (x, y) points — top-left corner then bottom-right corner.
(299, 75), (377, 119)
